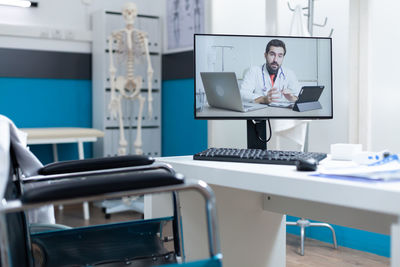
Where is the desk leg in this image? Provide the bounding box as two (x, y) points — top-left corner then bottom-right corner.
(52, 144), (59, 162)
(391, 217), (400, 267)
(52, 144), (65, 210)
(78, 141), (90, 221)
(83, 202), (90, 221)
(78, 141), (84, 160)
(210, 185), (286, 267)
(148, 185), (286, 267)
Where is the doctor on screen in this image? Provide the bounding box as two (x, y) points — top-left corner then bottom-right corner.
(240, 39), (301, 105)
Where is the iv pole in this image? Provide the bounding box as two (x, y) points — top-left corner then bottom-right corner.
(287, 0), (334, 37)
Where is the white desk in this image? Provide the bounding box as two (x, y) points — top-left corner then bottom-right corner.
(196, 104), (330, 118)
(154, 156), (400, 267)
(21, 127), (104, 220)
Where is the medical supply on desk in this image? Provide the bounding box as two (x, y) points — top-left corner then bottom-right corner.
(318, 154), (400, 181)
(352, 150), (391, 165)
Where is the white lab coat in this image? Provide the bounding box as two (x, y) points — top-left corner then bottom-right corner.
(240, 64), (301, 103)
(0, 115), (55, 224)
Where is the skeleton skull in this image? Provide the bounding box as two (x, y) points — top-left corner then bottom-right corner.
(122, 2), (138, 26)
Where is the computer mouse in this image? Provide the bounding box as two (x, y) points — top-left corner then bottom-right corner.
(296, 158), (318, 172)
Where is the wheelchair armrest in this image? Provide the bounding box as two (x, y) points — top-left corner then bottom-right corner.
(38, 155), (154, 175)
(22, 169), (184, 204)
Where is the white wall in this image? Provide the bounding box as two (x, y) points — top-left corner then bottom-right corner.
(0, 0), (165, 52)
(208, 0), (349, 152)
(272, 0), (350, 153)
(347, 0), (400, 153)
(196, 35), (321, 79)
(207, 0), (267, 148)
(367, 1), (400, 152)
(272, 0), (400, 154)
(0, 0), (164, 27)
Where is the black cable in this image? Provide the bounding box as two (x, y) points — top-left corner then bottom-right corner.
(253, 119), (272, 143)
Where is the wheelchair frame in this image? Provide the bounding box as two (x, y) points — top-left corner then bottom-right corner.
(0, 125), (221, 266)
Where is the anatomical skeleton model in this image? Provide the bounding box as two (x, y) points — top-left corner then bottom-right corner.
(108, 2), (154, 155)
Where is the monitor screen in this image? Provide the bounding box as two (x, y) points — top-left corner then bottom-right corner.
(194, 34), (333, 119)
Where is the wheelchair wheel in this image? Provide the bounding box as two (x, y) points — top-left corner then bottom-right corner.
(32, 242), (46, 267)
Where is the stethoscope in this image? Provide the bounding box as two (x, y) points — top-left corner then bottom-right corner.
(261, 63), (286, 92)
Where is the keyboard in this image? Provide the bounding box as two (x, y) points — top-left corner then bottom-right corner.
(193, 148), (327, 166)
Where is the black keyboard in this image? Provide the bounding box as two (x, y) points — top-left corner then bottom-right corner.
(193, 148), (327, 166)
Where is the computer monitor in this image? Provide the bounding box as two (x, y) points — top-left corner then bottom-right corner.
(194, 34), (332, 120)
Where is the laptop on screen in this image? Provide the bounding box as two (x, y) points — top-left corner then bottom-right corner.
(200, 72), (267, 112)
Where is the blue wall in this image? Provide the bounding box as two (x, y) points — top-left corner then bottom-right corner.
(0, 77), (92, 164)
(161, 79), (207, 156)
(0, 77), (208, 161)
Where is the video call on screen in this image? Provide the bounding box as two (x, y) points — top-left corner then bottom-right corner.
(194, 34), (332, 119)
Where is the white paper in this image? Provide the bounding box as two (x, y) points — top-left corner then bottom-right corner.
(319, 155), (400, 181)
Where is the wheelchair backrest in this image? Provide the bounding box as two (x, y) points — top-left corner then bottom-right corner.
(0, 122), (32, 266)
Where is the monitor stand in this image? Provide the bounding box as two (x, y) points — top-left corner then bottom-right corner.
(247, 120), (267, 150)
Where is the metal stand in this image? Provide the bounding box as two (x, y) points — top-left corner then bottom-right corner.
(286, 122), (338, 255)
(287, 218), (338, 256)
(285, 0), (336, 256)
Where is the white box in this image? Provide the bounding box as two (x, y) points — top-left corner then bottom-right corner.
(330, 143), (362, 161)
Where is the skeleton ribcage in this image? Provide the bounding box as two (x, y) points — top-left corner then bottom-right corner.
(115, 30), (146, 80)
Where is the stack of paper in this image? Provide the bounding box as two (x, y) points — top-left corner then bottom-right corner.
(317, 155), (400, 181)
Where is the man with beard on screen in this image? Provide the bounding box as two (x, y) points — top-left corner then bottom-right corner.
(240, 39), (301, 107)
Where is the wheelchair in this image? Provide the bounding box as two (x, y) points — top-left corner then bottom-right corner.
(0, 119), (222, 267)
